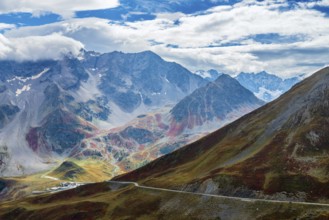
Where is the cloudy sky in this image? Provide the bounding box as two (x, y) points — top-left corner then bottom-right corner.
(0, 0), (329, 77)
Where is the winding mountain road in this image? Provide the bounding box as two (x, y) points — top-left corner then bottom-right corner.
(107, 181), (329, 207)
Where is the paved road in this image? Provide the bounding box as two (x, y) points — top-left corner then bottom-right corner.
(108, 180), (329, 207)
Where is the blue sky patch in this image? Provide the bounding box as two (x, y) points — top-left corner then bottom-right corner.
(0, 13), (61, 27)
(252, 33), (305, 44)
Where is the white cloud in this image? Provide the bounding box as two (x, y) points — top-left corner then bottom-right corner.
(0, 23), (15, 30)
(3, 0), (329, 77)
(0, 33), (84, 61)
(139, 4), (329, 48)
(5, 18), (150, 53)
(300, 0), (329, 8)
(317, 0), (329, 6)
(0, 0), (119, 18)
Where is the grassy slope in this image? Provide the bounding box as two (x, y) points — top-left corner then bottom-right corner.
(0, 173), (61, 202)
(0, 182), (329, 220)
(48, 159), (117, 182)
(115, 67), (329, 201)
(0, 159), (115, 201)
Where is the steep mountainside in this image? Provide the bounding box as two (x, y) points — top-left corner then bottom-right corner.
(0, 51), (207, 177)
(235, 71), (301, 102)
(0, 58), (96, 176)
(117, 67), (329, 202)
(74, 75), (263, 175)
(169, 74), (264, 135)
(82, 50), (206, 114)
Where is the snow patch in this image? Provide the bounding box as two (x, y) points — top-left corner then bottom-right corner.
(7, 76), (28, 83)
(195, 70), (212, 79)
(7, 68), (49, 85)
(16, 84), (31, 96)
(32, 68), (49, 80)
(255, 87), (283, 102)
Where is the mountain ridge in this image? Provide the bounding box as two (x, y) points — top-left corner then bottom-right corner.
(0, 50), (264, 178)
(235, 71), (302, 102)
(0, 50), (208, 177)
(74, 74), (263, 177)
(115, 66), (329, 202)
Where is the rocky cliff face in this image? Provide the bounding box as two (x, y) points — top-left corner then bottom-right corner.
(0, 51), (207, 176)
(0, 57), (96, 175)
(83, 50), (206, 112)
(169, 74), (264, 135)
(0, 50), (271, 178)
(76, 75), (263, 175)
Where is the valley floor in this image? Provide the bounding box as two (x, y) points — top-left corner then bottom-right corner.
(1, 181), (329, 220)
(108, 181), (329, 208)
(0, 159), (114, 202)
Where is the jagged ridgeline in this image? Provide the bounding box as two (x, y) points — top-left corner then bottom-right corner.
(0, 51), (207, 176)
(0, 50), (269, 178)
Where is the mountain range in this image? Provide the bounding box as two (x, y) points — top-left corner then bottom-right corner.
(235, 71), (302, 102)
(117, 67), (329, 202)
(195, 69), (302, 102)
(0, 66), (328, 219)
(0, 50), (266, 178)
(0, 50), (207, 176)
(76, 74), (263, 175)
